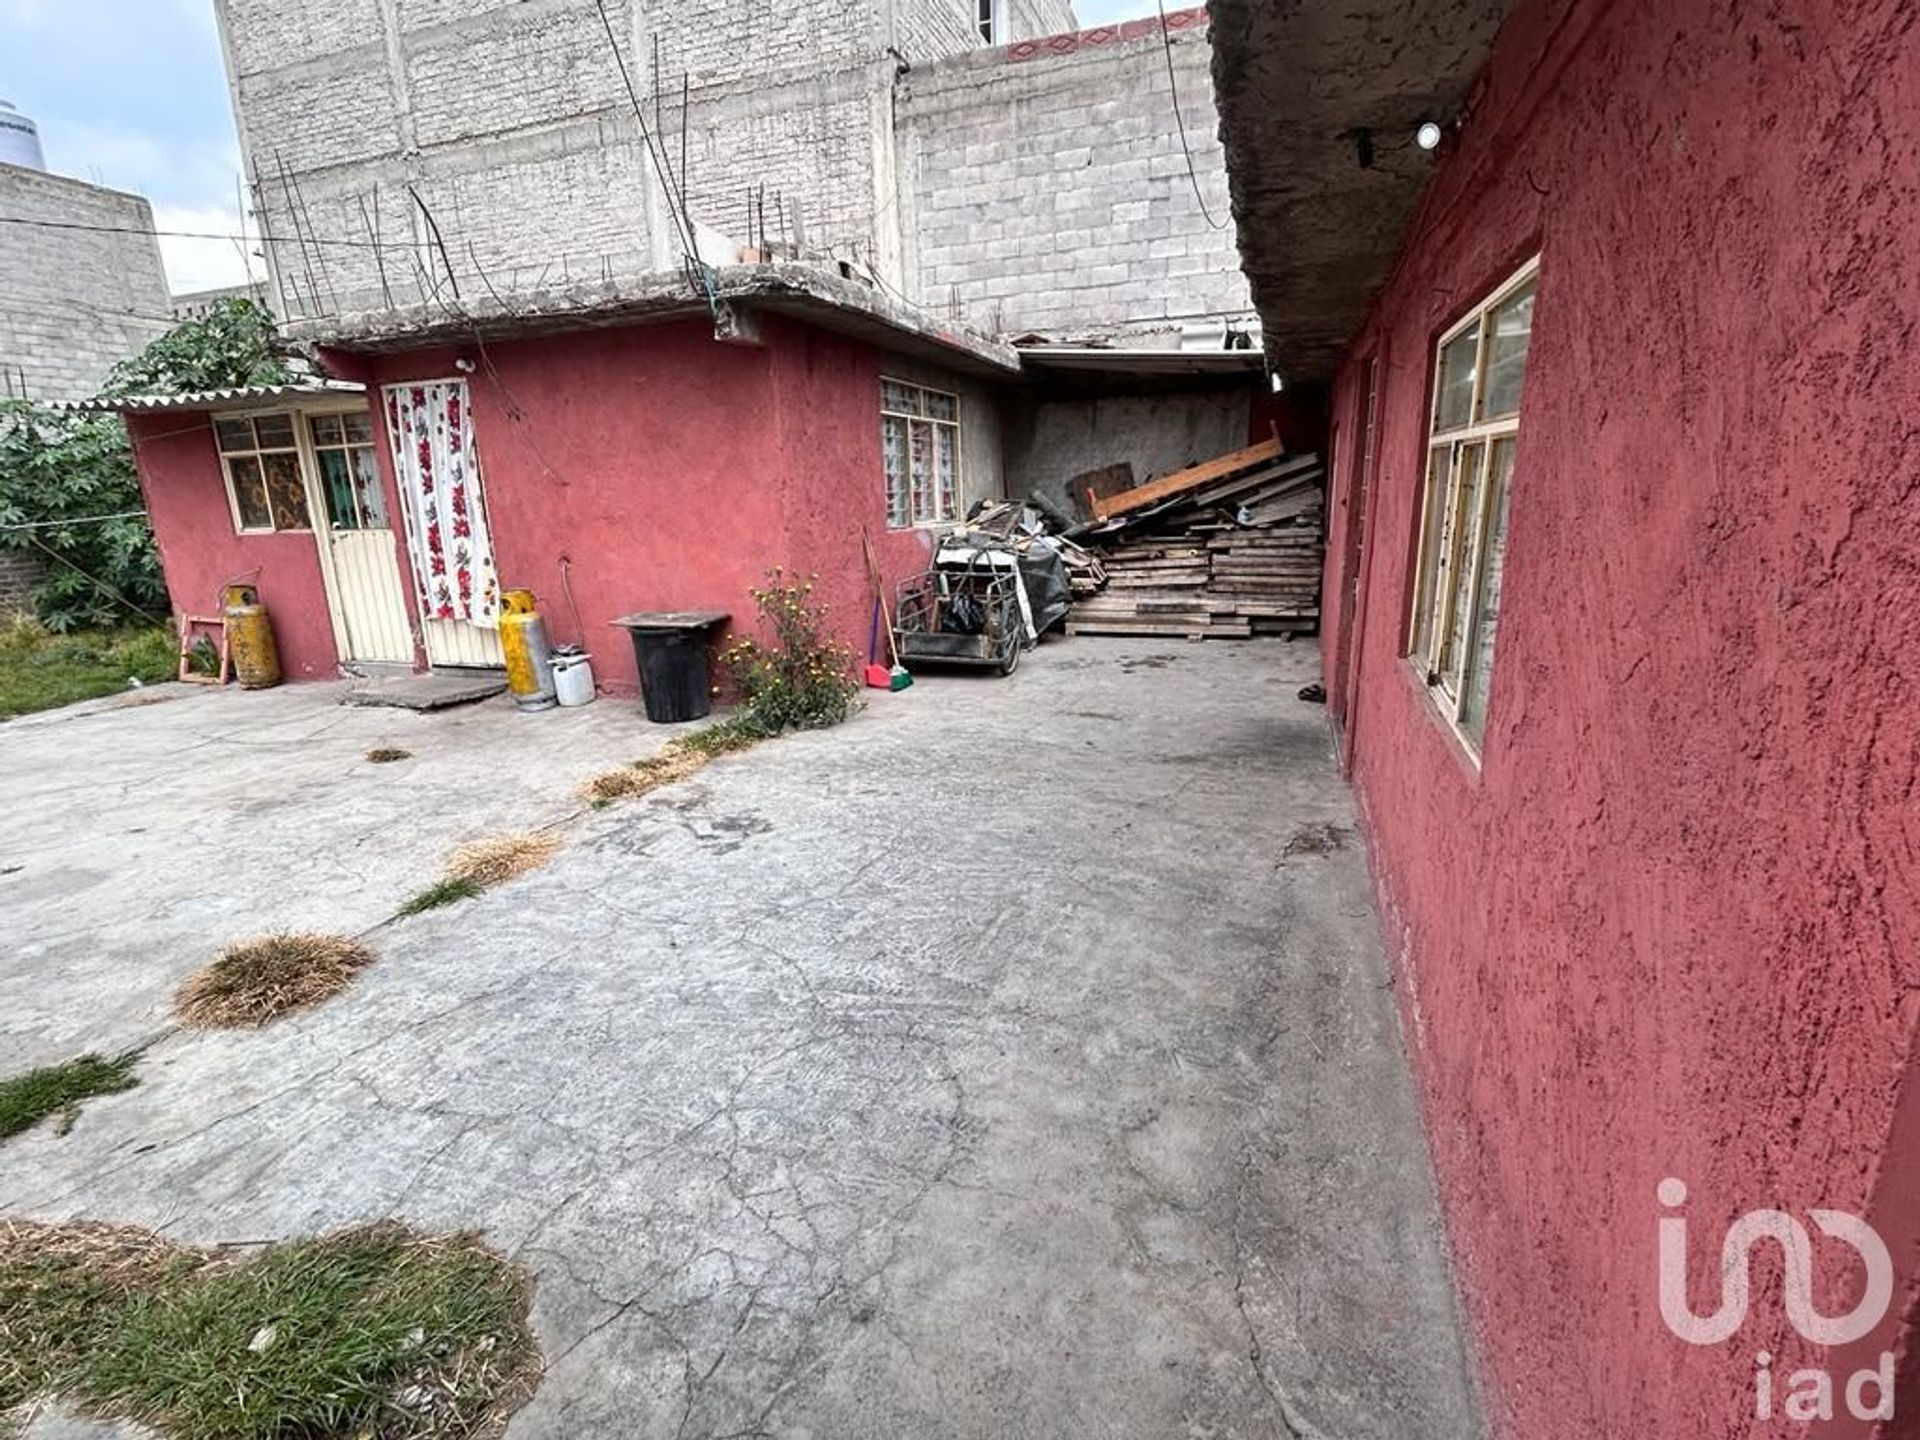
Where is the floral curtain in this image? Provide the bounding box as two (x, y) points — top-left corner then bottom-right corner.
(382, 380), (500, 628)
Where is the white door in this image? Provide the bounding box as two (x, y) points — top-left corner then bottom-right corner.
(304, 411), (415, 664)
(421, 614), (505, 668)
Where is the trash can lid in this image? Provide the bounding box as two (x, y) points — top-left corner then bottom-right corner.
(609, 610), (731, 632)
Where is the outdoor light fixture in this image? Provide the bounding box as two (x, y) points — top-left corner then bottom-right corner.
(453, 356), (477, 373)
(1415, 120), (1445, 151)
(1269, 371), (1286, 394)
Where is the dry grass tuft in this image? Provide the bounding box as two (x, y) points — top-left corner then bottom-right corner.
(366, 747), (413, 764)
(443, 833), (562, 890)
(175, 933), (376, 1030)
(578, 748), (710, 806)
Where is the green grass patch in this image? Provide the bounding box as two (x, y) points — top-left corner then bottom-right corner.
(671, 715), (767, 757)
(0, 1054), (139, 1141)
(0, 1219), (538, 1438)
(397, 876), (484, 916)
(0, 619), (175, 721)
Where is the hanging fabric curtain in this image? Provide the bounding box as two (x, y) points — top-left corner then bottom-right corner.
(381, 379), (501, 628)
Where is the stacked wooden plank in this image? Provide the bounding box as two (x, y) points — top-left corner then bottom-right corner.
(1067, 442), (1325, 640)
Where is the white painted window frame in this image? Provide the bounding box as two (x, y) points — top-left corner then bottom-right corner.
(977, 0), (999, 44)
(306, 409), (388, 532)
(880, 377), (963, 529)
(213, 410), (312, 535)
(1405, 255), (1539, 758)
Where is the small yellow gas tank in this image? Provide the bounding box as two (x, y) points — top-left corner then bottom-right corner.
(499, 588), (556, 711)
(222, 583), (281, 690)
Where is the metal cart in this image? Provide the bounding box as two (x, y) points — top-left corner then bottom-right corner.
(894, 565), (1025, 675)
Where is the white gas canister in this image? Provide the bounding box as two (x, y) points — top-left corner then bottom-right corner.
(550, 651), (595, 707)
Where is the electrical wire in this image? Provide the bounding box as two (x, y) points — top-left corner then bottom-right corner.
(0, 510), (147, 532)
(0, 214), (412, 251)
(1155, 0), (1228, 231)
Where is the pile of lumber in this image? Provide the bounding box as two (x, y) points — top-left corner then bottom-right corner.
(1067, 440), (1324, 640)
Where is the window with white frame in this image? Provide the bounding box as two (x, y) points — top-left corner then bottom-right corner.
(977, 0), (998, 43)
(1406, 258), (1538, 751)
(308, 411), (389, 530)
(215, 412), (311, 532)
(881, 378), (959, 527)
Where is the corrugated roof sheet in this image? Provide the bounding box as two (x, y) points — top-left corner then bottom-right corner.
(51, 379), (365, 414)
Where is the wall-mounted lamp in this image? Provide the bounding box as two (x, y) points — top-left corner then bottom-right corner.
(453, 356), (477, 374)
(1269, 370), (1286, 394)
(1415, 120), (1446, 151)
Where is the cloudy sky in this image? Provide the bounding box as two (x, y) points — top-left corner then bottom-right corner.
(1, 0), (1162, 297)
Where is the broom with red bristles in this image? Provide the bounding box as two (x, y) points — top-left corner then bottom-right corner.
(861, 528), (912, 692)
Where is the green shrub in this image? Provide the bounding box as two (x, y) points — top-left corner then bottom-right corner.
(0, 403), (165, 632)
(718, 570), (859, 735)
(0, 299), (289, 634)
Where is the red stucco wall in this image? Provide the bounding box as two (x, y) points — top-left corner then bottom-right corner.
(337, 317), (943, 696)
(128, 414), (341, 681)
(1317, 1), (1920, 1434)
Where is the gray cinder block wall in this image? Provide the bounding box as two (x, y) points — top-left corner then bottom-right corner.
(212, 0), (1251, 346)
(0, 165), (172, 402)
(895, 8), (1250, 341)
(214, 0), (1076, 323)
(0, 550), (44, 616)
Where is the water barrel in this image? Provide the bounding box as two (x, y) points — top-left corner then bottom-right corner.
(0, 101), (47, 172)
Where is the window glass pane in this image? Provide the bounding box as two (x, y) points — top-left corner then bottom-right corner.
(262, 451), (311, 529)
(253, 413), (296, 449)
(342, 411), (375, 445)
(318, 448), (357, 529)
(215, 418), (254, 453)
(226, 455), (272, 529)
(1461, 438), (1516, 741)
(925, 391), (957, 422)
(1439, 441), (1489, 696)
(882, 380), (921, 416)
(1408, 445), (1450, 665)
(1434, 323), (1479, 433)
(882, 415), (911, 527)
(909, 419), (935, 523)
(309, 414), (344, 446)
(351, 448), (388, 528)
(934, 425), (957, 520)
(1481, 284), (1535, 420)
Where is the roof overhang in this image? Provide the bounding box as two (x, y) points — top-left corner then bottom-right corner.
(286, 263), (1022, 378)
(1208, 0), (1513, 380)
(1015, 346), (1267, 377)
(54, 379), (366, 415)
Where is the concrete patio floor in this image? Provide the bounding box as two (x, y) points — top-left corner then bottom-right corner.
(1, 640), (1483, 1439)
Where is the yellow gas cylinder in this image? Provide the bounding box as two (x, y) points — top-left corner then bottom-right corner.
(222, 583), (281, 689)
(499, 588), (556, 711)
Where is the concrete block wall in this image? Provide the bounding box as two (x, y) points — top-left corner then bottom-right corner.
(896, 8), (1250, 341)
(216, 0), (1075, 324)
(0, 549), (44, 615)
(1004, 386), (1252, 517)
(0, 165), (172, 402)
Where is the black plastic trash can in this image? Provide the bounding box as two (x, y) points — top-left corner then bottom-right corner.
(610, 611), (730, 723)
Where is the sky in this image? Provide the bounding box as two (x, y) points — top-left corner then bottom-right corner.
(1, 0), (1163, 298)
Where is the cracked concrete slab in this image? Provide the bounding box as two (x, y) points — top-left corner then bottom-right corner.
(2, 641), (1483, 1439)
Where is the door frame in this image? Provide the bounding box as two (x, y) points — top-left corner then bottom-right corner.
(290, 399), (418, 669)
